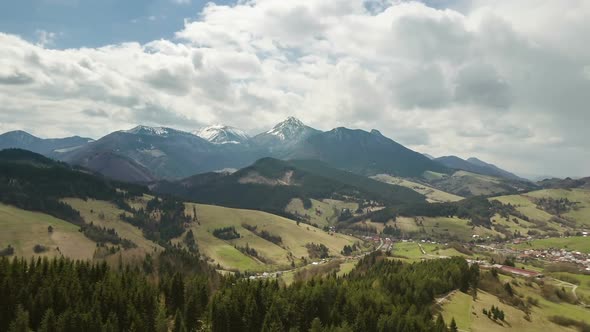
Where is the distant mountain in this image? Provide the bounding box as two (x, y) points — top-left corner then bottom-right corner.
(251, 117), (321, 154)
(287, 128), (449, 177)
(154, 157), (424, 215)
(423, 153), (435, 160)
(4, 119), (541, 187)
(61, 125), (258, 180)
(73, 151), (156, 183)
(434, 155), (525, 181)
(195, 125), (250, 144)
(0, 130), (92, 156)
(537, 177), (590, 189)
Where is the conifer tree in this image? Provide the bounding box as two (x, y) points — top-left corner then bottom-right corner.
(449, 318), (458, 332)
(9, 305), (30, 332)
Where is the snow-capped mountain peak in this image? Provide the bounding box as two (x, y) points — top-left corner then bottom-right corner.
(266, 116), (308, 140)
(195, 125), (250, 144)
(123, 126), (174, 137)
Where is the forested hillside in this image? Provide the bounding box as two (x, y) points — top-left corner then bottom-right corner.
(0, 251), (475, 332)
(154, 158), (424, 216)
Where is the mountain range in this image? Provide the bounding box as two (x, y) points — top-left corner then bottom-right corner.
(434, 155), (526, 181)
(0, 117), (526, 186)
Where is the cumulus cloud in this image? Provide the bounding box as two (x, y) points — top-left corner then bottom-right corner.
(0, 0), (589, 176)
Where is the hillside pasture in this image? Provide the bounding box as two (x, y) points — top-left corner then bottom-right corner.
(511, 236), (590, 253)
(393, 216), (502, 242)
(183, 203), (358, 272)
(0, 203), (96, 260)
(440, 289), (578, 332)
(371, 174), (463, 203)
(285, 198), (358, 227)
(63, 198), (162, 254)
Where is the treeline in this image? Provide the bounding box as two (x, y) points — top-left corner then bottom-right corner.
(0, 249), (478, 332)
(242, 224), (282, 245)
(212, 226), (241, 240)
(79, 222), (136, 249)
(345, 197), (518, 228)
(535, 197), (577, 215)
(0, 149), (145, 225)
(211, 254), (478, 332)
(154, 158), (425, 217)
(120, 196), (191, 244)
(306, 243), (330, 259)
(0, 248), (215, 332)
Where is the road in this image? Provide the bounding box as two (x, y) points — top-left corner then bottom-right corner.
(247, 238), (385, 280)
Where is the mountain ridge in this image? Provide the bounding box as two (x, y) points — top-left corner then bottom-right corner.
(435, 155), (526, 181)
(0, 118), (533, 184)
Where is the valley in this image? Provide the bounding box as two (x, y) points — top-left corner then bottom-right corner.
(1, 1), (588, 330)
(0, 125), (589, 332)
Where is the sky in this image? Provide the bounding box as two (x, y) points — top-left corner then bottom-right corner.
(0, 0), (589, 178)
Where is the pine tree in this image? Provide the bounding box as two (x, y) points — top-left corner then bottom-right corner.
(170, 273), (185, 313)
(9, 305), (30, 332)
(174, 309), (188, 332)
(38, 309), (57, 332)
(434, 314), (447, 332)
(449, 318), (458, 332)
(309, 317), (323, 332)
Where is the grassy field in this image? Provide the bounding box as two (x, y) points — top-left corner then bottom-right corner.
(390, 241), (469, 263)
(427, 170), (515, 197)
(423, 171), (449, 181)
(285, 198), (358, 227)
(0, 203), (96, 260)
(526, 189), (590, 228)
(393, 216), (502, 242)
(439, 291), (473, 330)
(492, 194), (555, 223)
(440, 289), (579, 332)
(63, 198), (162, 255)
(492, 188), (590, 231)
(549, 272), (590, 302)
(183, 203), (358, 272)
(511, 236), (590, 253)
(371, 174), (463, 203)
(336, 260), (357, 276)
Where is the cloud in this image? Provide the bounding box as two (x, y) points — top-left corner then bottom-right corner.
(0, 0), (589, 176)
(0, 68), (34, 85)
(35, 29), (57, 47)
(81, 109), (109, 118)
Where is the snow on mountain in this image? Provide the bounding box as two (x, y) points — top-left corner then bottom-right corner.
(265, 116), (308, 140)
(195, 125), (250, 144)
(123, 126), (180, 137)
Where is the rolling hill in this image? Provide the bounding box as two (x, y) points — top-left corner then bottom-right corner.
(153, 157), (425, 216)
(423, 170), (538, 197)
(0, 150), (369, 272)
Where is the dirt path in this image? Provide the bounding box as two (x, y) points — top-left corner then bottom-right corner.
(435, 290), (457, 305)
(418, 243), (426, 255)
(553, 278), (588, 307)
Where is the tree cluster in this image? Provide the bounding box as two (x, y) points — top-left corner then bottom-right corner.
(242, 224), (282, 245)
(306, 243), (329, 259)
(212, 226), (241, 240)
(80, 222), (136, 249)
(482, 306), (505, 321)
